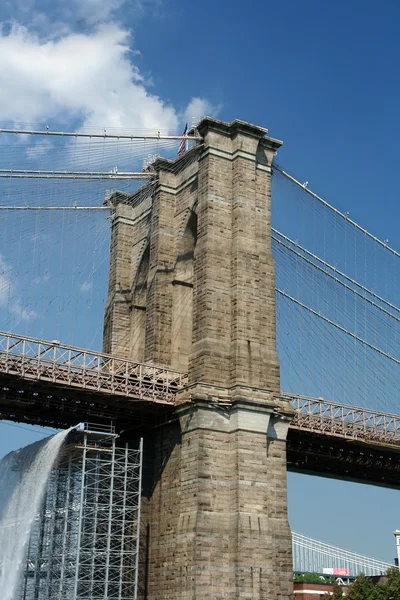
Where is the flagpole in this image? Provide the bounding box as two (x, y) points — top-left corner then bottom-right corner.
(177, 122), (189, 156)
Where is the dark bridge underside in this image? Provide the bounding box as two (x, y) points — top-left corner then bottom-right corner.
(0, 373), (174, 431)
(287, 429), (400, 489)
(1, 374), (400, 489)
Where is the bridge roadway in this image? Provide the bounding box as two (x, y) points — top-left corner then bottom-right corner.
(0, 331), (399, 487)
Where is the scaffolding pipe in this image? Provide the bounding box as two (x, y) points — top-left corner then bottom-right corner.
(57, 454), (72, 600)
(45, 465), (60, 599)
(118, 445), (130, 600)
(134, 438), (144, 600)
(104, 438), (116, 599)
(73, 432), (87, 600)
(88, 450), (101, 599)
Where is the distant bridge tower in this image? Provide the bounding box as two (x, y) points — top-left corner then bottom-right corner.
(104, 118), (294, 599)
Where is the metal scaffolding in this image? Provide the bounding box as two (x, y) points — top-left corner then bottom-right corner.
(20, 424), (142, 600)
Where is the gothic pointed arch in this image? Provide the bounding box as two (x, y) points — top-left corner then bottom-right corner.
(130, 242), (150, 362)
(171, 210), (197, 371)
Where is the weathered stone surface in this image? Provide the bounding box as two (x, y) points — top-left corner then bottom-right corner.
(104, 118), (294, 599)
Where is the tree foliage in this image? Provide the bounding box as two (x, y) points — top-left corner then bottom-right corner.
(322, 569), (400, 600)
(322, 582), (344, 599)
(294, 572), (336, 584)
(332, 582), (345, 599)
(384, 567), (400, 600)
(346, 574), (385, 600)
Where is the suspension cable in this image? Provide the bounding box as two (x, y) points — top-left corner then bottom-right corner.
(276, 288), (400, 365)
(273, 165), (400, 259)
(0, 206), (110, 211)
(272, 230), (400, 321)
(0, 169), (154, 180)
(0, 128), (202, 141)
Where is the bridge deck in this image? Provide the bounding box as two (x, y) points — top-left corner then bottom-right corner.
(0, 330), (184, 399)
(1, 330), (400, 485)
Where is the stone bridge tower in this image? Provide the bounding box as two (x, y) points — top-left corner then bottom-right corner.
(104, 118), (294, 599)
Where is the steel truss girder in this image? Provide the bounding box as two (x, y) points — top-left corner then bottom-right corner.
(0, 330), (186, 405)
(286, 392), (400, 447)
(287, 429), (400, 488)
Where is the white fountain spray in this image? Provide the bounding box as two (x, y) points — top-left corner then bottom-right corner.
(0, 428), (72, 600)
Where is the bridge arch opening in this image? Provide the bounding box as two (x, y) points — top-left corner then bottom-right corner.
(130, 242), (149, 362)
(171, 210), (197, 371)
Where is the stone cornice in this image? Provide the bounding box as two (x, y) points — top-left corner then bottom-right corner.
(107, 181), (155, 208)
(196, 117), (283, 151)
(156, 173), (198, 196)
(199, 146), (272, 171)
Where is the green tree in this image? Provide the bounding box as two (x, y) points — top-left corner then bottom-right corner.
(322, 582), (343, 599)
(346, 574), (386, 600)
(383, 567), (400, 600)
(294, 573), (321, 584)
(294, 572), (336, 584)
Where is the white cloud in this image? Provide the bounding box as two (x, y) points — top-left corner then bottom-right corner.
(31, 233), (49, 242)
(80, 280), (92, 293)
(0, 257), (11, 307)
(184, 97), (221, 125)
(0, 23), (179, 132)
(0, 20), (219, 140)
(32, 273), (49, 284)
(26, 140), (53, 159)
(71, 0), (127, 24)
(11, 304), (37, 321)
(0, 255), (37, 321)
(67, 0), (163, 26)
(2, 0), (132, 34)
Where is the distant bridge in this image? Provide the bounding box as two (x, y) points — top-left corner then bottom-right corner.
(292, 531), (393, 578)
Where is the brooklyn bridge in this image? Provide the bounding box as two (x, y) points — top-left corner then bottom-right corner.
(0, 118), (398, 599)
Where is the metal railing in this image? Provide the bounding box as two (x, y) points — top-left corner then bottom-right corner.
(0, 331), (187, 404)
(285, 392), (400, 447)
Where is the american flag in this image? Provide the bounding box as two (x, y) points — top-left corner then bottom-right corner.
(178, 122), (188, 156)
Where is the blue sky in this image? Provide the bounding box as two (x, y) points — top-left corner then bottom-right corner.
(0, 0), (400, 563)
